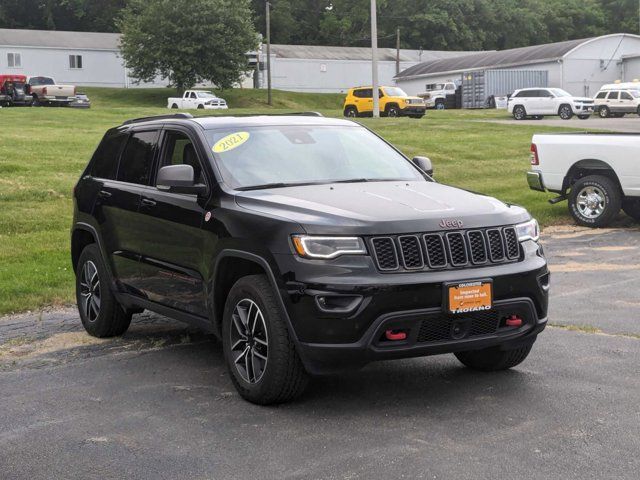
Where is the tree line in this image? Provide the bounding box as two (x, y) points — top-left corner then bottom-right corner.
(1, 0), (637, 51)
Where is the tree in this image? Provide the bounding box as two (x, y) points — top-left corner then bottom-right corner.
(119, 0), (257, 92)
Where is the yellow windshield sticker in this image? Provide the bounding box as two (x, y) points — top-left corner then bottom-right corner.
(212, 131), (250, 153)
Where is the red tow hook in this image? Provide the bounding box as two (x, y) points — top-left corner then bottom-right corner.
(385, 329), (407, 341)
(505, 315), (523, 327)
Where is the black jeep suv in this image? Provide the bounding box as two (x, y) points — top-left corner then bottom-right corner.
(71, 113), (549, 404)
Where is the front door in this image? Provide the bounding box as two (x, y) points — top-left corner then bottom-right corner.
(135, 128), (210, 316)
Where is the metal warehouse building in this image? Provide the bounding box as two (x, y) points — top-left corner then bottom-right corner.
(266, 44), (479, 93)
(395, 34), (640, 98)
(0, 27), (477, 92)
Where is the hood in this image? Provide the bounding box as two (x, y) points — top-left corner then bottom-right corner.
(235, 181), (530, 235)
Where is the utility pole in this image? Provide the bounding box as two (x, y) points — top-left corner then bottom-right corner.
(371, 0), (379, 118)
(266, 1), (272, 106)
(395, 27), (400, 76)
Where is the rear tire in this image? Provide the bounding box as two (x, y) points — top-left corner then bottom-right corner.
(568, 175), (621, 227)
(512, 105), (526, 120)
(623, 197), (640, 221)
(222, 274), (309, 405)
(343, 106), (358, 118)
(171, 103), (178, 109)
(455, 345), (533, 371)
(558, 104), (573, 120)
(75, 244), (132, 338)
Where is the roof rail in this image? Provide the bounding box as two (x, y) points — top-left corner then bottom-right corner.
(122, 113), (193, 125)
(211, 111), (324, 118)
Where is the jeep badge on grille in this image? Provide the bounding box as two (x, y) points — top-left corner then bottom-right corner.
(439, 218), (464, 229)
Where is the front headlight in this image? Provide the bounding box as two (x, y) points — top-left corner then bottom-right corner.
(292, 235), (366, 259)
(515, 218), (540, 242)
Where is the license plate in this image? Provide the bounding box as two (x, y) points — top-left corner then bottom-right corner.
(446, 281), (492, 314)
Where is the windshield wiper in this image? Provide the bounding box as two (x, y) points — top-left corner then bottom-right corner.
(332, 178), (406, 184)
(236, 181), (327, 191)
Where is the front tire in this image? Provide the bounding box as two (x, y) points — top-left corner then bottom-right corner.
(75, 244), (132, 338)
(455, 344), (533, 371)
(568, 175), (621, 227)
(598, 106), (610, 118)
(197, 104), (204, 110)
(222, 274), (308, 405)
(385, 105), (400, 117)
(558, 104), (573, 120)
(512, 105), (526, 120)
(435, 100), (445, 110)
(577, 114), (590, 120)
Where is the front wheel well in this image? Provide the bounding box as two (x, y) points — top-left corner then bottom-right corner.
(71, 228), (96, 272)
(213, 256), (267, 332)
(562, 159), (622, 194)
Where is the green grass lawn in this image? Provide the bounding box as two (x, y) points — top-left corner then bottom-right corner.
(0, 88), (575, 315)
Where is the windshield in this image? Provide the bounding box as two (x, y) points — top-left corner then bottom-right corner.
(549, 88), (572, 97)
(630, 90), (640, 98)
(29, 77), (54, 86)
(196, 92), (216, 98)
(383, 87), (408, 97)
(206, 125), (424, 190)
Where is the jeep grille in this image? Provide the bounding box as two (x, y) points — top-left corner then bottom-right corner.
(369, 226), (520, 273)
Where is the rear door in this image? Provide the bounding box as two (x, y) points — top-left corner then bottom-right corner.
(606, 91), (619, 111)
(517, 90), (538, 113)
(96, 129), (159, 292)
(134, 127), (210, 316)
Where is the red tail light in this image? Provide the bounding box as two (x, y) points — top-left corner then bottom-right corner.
(530, 143), (539, 165)
(43, 87), (47, 95)
(73, 86), (77, 96)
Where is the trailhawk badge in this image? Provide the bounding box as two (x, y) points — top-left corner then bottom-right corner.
(439, 218), (464, 229)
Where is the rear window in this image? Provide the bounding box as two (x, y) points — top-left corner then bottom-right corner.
(514, 90), (536, 98)
(90, 132), (127, 180)
(117, 130), (159, 185)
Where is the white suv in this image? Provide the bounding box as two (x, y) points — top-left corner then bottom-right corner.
(594, 88), (640, 118)
(508, 87), (594, 120)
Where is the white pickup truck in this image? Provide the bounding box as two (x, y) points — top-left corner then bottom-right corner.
(418, 82), (457, 109)
(167, 90), (228, 110)
(528, 133), (640, 227)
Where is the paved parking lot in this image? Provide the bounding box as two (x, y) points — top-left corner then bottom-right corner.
(1, 225), (639, 479)
(493, 115), (640, 132)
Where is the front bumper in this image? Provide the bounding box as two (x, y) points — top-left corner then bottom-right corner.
(527, 170), (545, 192)
(275, 242), (549, 374)
(400, 105), (426, 116)
(573, 104), (594, 114)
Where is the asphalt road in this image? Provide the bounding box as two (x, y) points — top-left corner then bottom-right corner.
(1, 225), (639, 480)
(493, 115), (640, 132)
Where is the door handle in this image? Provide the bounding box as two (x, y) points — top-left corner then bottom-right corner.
(140, 198), (156, 207)
(98, 190), (112, 199)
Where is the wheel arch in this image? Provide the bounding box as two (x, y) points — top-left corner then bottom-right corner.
(211, 250), (300, 345)
(562, 159), (622, 194)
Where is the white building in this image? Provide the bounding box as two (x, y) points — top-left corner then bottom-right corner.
(0, 27), (477, 92)
(395, 34), (640, 97)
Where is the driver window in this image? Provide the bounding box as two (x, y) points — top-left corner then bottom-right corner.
(158, 131), (206, 186)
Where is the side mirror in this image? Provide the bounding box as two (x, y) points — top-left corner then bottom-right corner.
(157, 164), (206, 195)
(412, 156), (433, 177)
